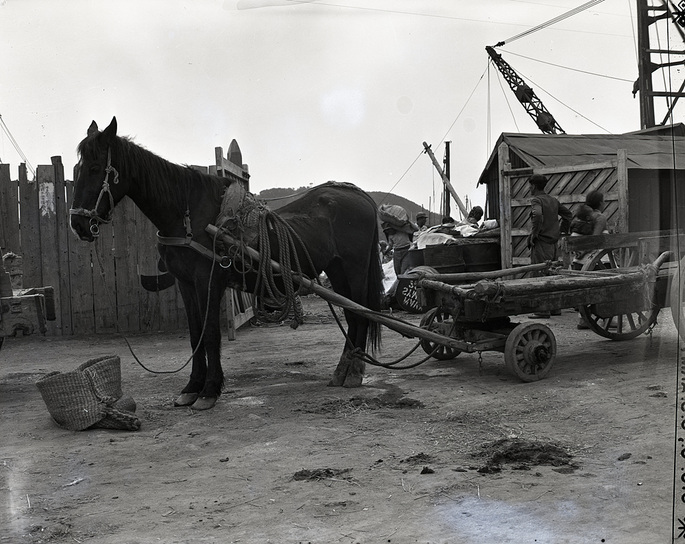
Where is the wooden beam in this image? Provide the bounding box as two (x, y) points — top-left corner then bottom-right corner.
(616, 149), (629, 233)
(498, 142), (513, 269)
(422, 142), (468, 217)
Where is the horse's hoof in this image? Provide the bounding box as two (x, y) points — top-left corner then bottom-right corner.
(327, 376), (345, 387)
(174, 393), (199, 407)
(191, 396), (217, 411)
(342, 375), (363, 388)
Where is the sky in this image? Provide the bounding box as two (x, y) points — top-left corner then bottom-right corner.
(0, 0), (679, 217)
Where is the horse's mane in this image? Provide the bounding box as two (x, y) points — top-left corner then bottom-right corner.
(78, 133), (227, 213)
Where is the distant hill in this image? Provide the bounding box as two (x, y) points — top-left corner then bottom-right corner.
(256, 186), (442, 226)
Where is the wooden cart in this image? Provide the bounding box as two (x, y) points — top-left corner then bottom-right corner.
(411, 229), (685, 382)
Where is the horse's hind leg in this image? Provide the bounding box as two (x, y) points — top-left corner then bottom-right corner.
(326, 262), (369, 388)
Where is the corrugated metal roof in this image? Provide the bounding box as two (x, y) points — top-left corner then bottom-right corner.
(477, 126), (685, 185)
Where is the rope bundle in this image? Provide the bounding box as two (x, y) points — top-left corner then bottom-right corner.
(216, 184), (307, 327)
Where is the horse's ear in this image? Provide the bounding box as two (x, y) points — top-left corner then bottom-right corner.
(87, 121), (99, 137)
(102, 117), (117, 140)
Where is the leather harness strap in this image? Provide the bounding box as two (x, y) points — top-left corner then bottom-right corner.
(156, 232), (231, 267)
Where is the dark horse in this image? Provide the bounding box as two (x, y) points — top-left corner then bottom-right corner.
(70, 117), (383, 410)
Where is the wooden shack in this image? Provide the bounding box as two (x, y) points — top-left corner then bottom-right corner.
(477, 124), (685, 267)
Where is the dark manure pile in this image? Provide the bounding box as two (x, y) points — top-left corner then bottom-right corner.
(475, 438), (579, 474)
(292, 468), (352, 481)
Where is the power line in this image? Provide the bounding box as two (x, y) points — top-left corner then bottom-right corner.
(0, 115), (35, 177)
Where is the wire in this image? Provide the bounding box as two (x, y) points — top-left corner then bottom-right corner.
(496, 0), (607, 46)
(492, 61), (522, 132)
(437, 65), (489, 147)
(378, 148), (425, 204)
(516, 67), (612, 132)
(497, 49), (634, 82)
(628, 0), (639, 68)
(380, 66), (488, 205)
(0, 115), (35, 177)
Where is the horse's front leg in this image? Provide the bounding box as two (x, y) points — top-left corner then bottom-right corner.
(188, 274), (225, 411)
(174, 280), (208, 407)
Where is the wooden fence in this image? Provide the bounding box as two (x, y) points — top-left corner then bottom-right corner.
(0, 142), (253, 337)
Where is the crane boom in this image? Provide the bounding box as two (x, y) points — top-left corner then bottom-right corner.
(485, 46), (565, 135)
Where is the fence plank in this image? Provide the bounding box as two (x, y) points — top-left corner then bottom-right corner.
(137, 213), (163, 332)
(19, 164), (42, 288)
(37, 164), (60, 335)
(0, 164), (20, 254)
(113, 199), (141, 332)
(52, 157), (72, 335)
(65, 181), (96, 334)
(90, 222), (118, 333)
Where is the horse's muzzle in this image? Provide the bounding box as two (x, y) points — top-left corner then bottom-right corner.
(70, 215), (96, 242)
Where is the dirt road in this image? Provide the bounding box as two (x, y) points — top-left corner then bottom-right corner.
(0, 296), (680, 543)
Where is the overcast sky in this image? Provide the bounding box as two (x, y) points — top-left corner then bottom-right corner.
(0, 0), (672, 216)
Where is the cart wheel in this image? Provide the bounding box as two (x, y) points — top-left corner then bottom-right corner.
(504, 323), (556, 382)
(670, 255), (685, 340)
(419, 307), (460, 360)
(579, 247), (659, 340)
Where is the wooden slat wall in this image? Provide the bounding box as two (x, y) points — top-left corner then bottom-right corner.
(498, 143), (629, 268)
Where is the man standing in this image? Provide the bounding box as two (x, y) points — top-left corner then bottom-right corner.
(527, 174), (572, 318)
(416, 211), (428, 231)
(527, 174), (572, 265)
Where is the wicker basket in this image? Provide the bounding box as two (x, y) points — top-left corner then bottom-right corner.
(36, 355), (140, 431)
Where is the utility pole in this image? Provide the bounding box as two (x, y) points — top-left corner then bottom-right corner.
(443, 141), (451, 219)
(422, 142), (468, 218)
(635, 0), (685, 128)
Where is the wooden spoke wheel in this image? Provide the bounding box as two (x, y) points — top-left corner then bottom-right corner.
(670, 255), (685, 340)
(419, 307), (460, 360)
(504, 323), (556, 382)
(579, 247), (659, 340)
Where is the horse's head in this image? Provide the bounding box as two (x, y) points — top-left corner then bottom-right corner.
(70, 117), (128, 242)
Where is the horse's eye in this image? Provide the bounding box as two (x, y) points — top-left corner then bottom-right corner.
(89, 165), (100, 174)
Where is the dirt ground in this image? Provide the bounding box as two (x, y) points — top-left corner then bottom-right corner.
(0, 295), (681, 543)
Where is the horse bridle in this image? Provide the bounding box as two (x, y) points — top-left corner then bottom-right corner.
(69, 147), (119, 237)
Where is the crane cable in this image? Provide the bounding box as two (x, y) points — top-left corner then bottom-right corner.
(494, 0), (607, 47)
(494, 49), (634, 83)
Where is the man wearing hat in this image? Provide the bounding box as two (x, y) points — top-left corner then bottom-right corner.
(412, 211), (429, 247)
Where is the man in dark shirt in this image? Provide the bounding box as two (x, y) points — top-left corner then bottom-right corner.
(527, 174), (573, 318)
(528, 174), (572, 264)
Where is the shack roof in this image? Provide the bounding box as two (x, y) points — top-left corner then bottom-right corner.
(477, 124), (685, 186)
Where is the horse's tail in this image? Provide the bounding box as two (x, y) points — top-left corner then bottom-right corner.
(366, 215), (383, 352)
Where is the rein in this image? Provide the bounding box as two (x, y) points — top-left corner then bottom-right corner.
(69, 148), (119, 237)
(90, 226), (225, 376)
